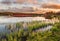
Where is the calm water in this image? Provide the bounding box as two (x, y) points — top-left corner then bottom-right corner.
(0, 17), (46, 23)
(0, 24), (52, 33)
(0, 17), (52, 33)
(0, 24), (7, 33)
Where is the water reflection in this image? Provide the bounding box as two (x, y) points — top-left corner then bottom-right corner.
(0, 17), (52, 33)
(0, 24), (6, 33)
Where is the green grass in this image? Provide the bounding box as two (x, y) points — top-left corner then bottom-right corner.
(0, 21), (60, 41)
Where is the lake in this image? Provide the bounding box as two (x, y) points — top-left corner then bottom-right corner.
(0, 16), (51, 33)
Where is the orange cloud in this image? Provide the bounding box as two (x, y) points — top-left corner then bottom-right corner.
(28, 0), (37, 4)
(16, 0), (37, 4)
(42, 3), (60, 9)
(16, 0), (25, 3)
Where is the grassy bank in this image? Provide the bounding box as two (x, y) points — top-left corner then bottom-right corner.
(0, 21), (60, 41)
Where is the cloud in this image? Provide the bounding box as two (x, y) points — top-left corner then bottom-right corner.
(38, 0), (60, 4)
(16, 0), (25, 3)
(16, 0), (37, 4)
(0, 0), (60, 4)
(42, 3), (60, 9)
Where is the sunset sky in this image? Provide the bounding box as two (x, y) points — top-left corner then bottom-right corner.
(0, 0), (60, 4)
(0, 0), (60, 12)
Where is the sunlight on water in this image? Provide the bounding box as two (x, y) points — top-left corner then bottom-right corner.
(0, 17), (45, 23)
